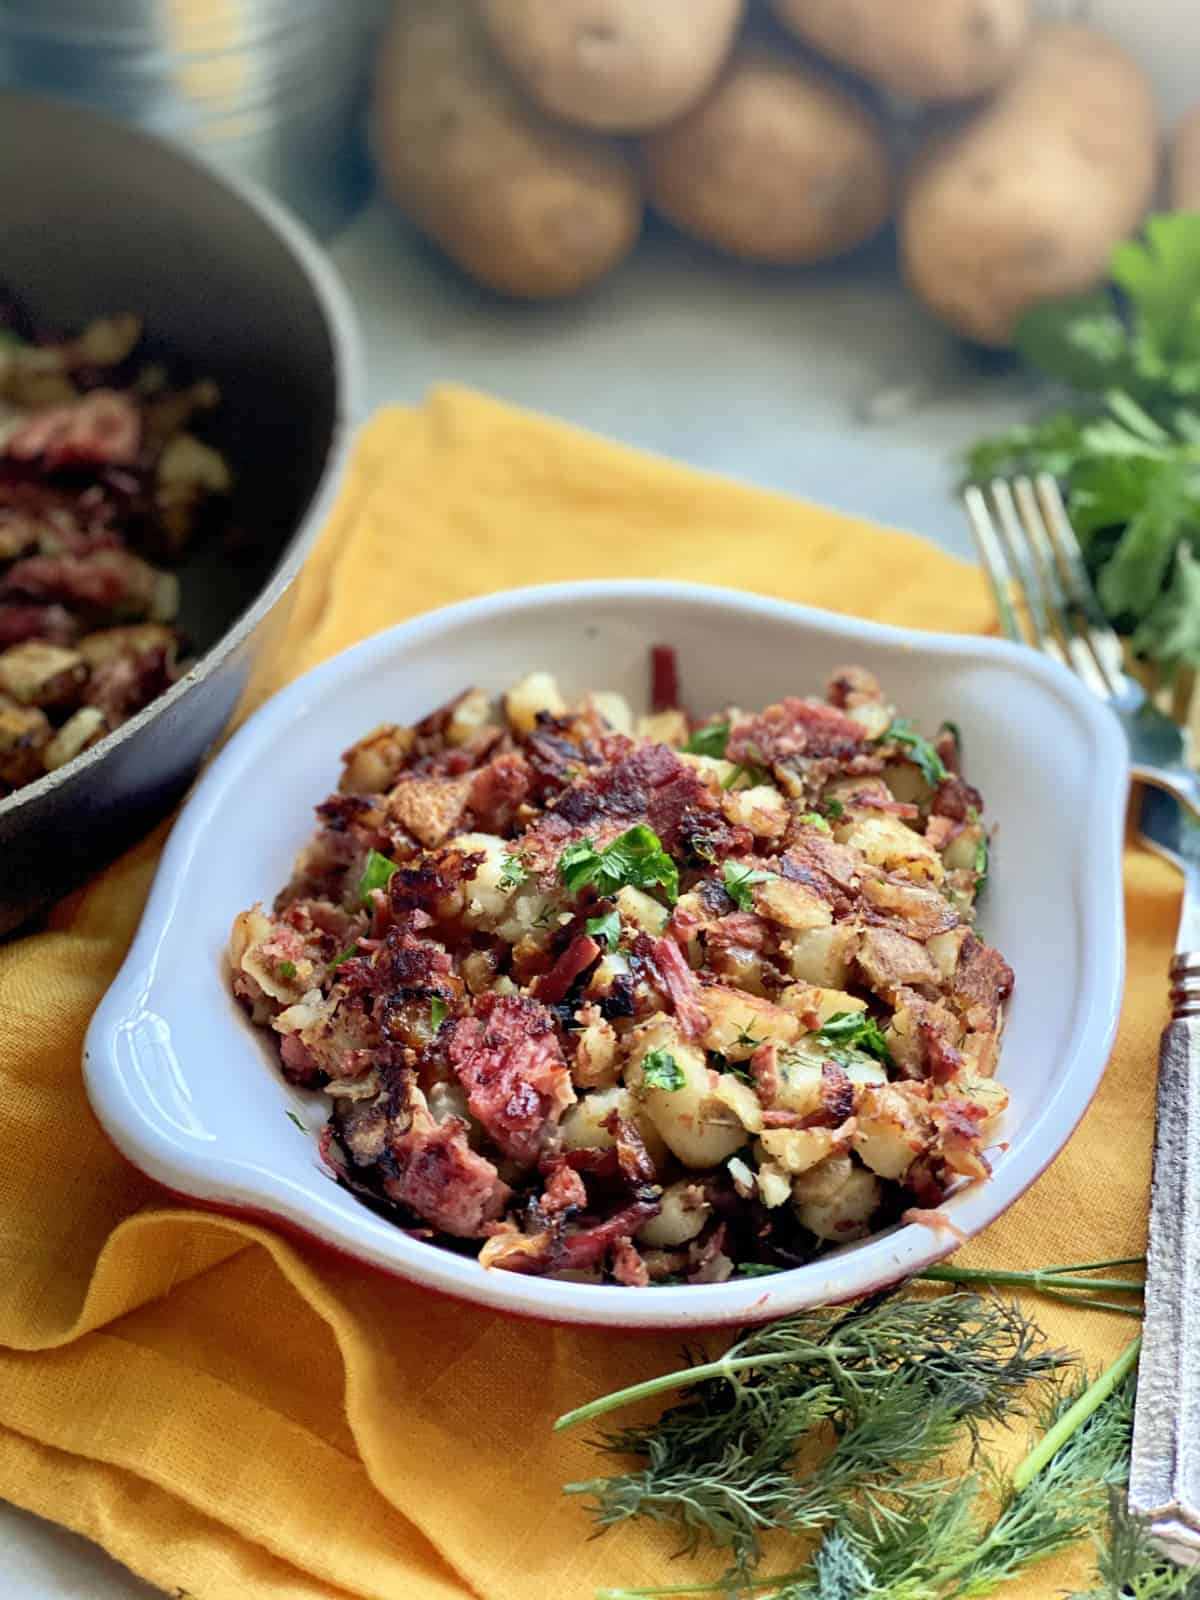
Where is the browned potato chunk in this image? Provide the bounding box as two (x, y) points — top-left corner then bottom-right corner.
(0, 640), (86, 708)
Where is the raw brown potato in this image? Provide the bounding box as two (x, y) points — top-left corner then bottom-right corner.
(770, 0), (1031, 104)
(1170, 106), (1200, 210)
(372, 0), (641, 300)
(480, 0), (744, 133)
(642, 45), (893, 265)
(900, 24), (1158, 346)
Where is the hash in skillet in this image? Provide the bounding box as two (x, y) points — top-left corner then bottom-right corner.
(229, 657), (1012, 1285)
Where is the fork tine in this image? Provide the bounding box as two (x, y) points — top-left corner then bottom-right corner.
(1034, 473), (1127, 695)
(964, 484), (1023, 643)
(1013, 476), (1113, 698)
(987, 478), (1067, 665)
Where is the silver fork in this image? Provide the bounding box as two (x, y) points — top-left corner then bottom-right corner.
(967, 474), (1200, 1566)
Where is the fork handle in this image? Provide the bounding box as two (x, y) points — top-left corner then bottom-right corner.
(1129, 953), (1200, 1564)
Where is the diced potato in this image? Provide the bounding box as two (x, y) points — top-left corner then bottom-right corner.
(0, 640), (85, 708)
(944, 822), (985, 874)
(446, 687), (494, 746)
(927, 927), (970, 981)
(779, 983), (865, 1025)
(626, 1019), (747, 1167)
(944, 1073), (1009, 1131)
(772, 1049), (824, 1117)
(229, 906), (271, 969)
(587, 690), (635, 735)
(884, 993), (962, 1078)
(760, 1124), (849, 1175)
(504, 670), (566, 734)
(339, 722), (415, 794)
(756, 1162), (792, 1209)
(637, 707), (688, 743)
(783, 924), (859, 987)
(76, 622), (177, 670)
(882, 759), (931, 808)
(616, 884), (668, 936)
(43, 705), (106, 770)
(711, 1071), (764, 1134)
(572, 1012), (620, 1089)
(794, 1161), (881, 1242)
(708, 943), (771, 998)
(752, 875), (833, 931)
(961, 1028), (1000, 1078)
(679, 751), (740, 791)
(852, 1085), (930, 1179)
(559, 1084), (669, 1169)
(839, 814), (944, 885)
(722, 783), (788, 841)
(841, 699), (892, 740)
(452, 831), (514, 927)
(697, 986), (801, 1061)
(387, 772), (472, 848)
(637, 1180), (711, 1247)
(584, 949), (632, 1003)
(157, 430), (233, 493)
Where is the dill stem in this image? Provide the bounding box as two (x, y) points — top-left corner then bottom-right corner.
(918, 1263), (1144, 1295)
(1011, 1335), (1142, 1494)
(554, 1347), (834, 1432)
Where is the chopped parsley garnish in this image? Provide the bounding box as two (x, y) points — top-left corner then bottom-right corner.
(735, 1262), (783, 1277)
(682, 721), (730, 759)
(641, 1047), (686, 1091)
(938, 719), (962, 749)
(358, 848), (398, 906)
(277, 960), (297, 980)
(498, 853), (529, 891)
(798, 811), (831, 833)
(723, 861), (778, 912)
(285, 1109), (307, 1133)
(722, 762), (771, 791)
(815, 1010), (892, 1065)
(824, 797), (845, 819)
(974, 831), (990, 895)
(328, 942), (360, 970)
(585, 907), (622, 951)
(559, 824), (679, 904)
(879, 718), (947, 787)
(430, 995), (448, 1030)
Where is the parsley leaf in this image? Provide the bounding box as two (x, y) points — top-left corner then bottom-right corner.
(585, 907), (622, 951)
(723, 861), (778, 911)
(1132, 542), (1200, 671)
(430, 996), (448, 1030)
(285, 1109), (307, 1133)
(815, 1010), (892, 1065)
(358, 848), (398, 906)
(722, 762), (771, 791)
(277, 960), (297, 981)
(328, 942), (360, 970)
(879, 718), (946, 786)
(682, 721), (730, 759)
(938, 720), (961, 749)
(641, 1047), (685, 1092)
(559, 824), (679, 903)
(735, 1262), (783, 1278)
(823, 797), (845, 820)
(498, 854), (529, 891)
(798, 811), (831, 833)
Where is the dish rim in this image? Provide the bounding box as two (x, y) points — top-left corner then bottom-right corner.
(84, 579), (1128, 1329)
(0, 89), (365, 822)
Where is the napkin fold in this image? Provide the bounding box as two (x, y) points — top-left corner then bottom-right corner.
(0, 387), (1176, 1600)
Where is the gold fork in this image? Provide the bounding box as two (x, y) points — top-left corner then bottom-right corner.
(967, 474), (1200, 1566)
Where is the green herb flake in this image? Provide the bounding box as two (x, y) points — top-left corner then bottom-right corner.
(585, 907), (622, 951)
(328, 943), (360, 970)
(735, 1262), (783, 1278)
(974, 830), (990, 895)
(285, 1109), (307, 1133)
(277, 960), (297, 981)
(429, 995), (448, 1030)
(640, 1047), (686, 1092)
(938, 719), (962, 749)
(498, 854), (529, 891)
(722, 860), (777, 912)
(558, 823), (679, 904)
(357, 848), (398, 906)
(815, 1009), (892, 1065)
(721, 762), (771, 791)
(879, 718), (947, 787)
(682, 721), (730, 759)
(824, 797), (845, 820)
(798, 811), (832, 833)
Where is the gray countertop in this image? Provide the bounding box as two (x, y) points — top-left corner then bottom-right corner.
(1, 196), (1042, 1600)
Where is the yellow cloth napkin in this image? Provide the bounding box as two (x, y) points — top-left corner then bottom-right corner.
(0, 386), (1175, 1600)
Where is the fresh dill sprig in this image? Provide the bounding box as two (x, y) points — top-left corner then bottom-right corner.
(560, 1294), (1068, 1575)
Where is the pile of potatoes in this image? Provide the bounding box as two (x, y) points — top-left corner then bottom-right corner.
(371, 0), (1190, 347)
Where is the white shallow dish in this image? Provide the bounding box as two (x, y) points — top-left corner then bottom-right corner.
(85, 581), (1127, 1330)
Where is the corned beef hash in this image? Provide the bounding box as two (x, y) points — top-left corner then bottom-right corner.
(230, 655), (1012, 1285)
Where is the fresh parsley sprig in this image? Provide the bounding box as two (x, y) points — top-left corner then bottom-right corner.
(682, 722), (731, 759)
(640, 1047), (685, 1091)
(357, 848), (398, 906)
(723, 861), (778, 911)
(559, 825), (679, 904)
(878, 719), (947, 787)
(814, 1010), (892, 1065)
